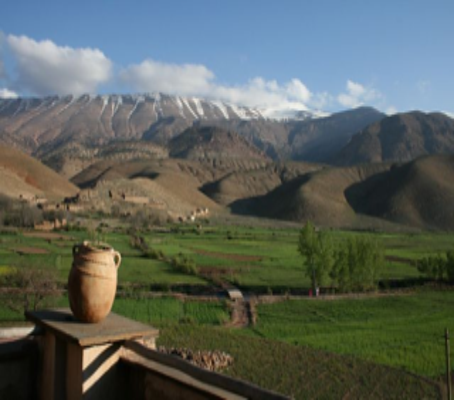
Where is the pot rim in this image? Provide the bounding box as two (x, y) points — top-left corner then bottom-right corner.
(79, 240), (114, 252)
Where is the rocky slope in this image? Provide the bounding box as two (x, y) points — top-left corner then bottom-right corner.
(168, 126), (269, 161)
(0, 95), (384, 169)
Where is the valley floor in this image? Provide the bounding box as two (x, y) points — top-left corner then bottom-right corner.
(0, 222), (453, 398)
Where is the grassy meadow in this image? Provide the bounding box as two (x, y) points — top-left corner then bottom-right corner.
(1, 224), (453, 291)
(242, 290), (454, 378)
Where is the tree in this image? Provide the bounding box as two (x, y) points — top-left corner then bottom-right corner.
(298, 222), (333, 293)
(330, 247), (350, 291)
(0, 268), (59, 313)
(330, 236), (384, 292)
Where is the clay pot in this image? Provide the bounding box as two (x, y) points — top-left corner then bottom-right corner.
(68, 241), (121, 323)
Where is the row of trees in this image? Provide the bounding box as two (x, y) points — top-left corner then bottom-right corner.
(298, 222), (384, 293)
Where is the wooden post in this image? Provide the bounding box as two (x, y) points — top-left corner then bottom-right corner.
(40, 332), (56, 400)
(447, 328), (452, 400)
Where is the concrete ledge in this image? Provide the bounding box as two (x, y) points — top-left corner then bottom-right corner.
(0, 326), (43, 340)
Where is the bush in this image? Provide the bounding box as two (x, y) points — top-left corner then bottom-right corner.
(171, 254), (198, 276)
(144, 248), (165, 261)
(417, 254), (446, 280)
(130, 235), (148, 252)
(417, 251), (454, 282)
(447, 251), (454, 282)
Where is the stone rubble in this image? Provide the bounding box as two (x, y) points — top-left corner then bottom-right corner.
(158, 347), (234, 372)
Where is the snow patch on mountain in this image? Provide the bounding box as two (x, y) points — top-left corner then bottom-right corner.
(127, 95), (144, 121)
(0, 93), (326, 122)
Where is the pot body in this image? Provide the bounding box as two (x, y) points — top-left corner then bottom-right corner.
(68, 241), (121, 323)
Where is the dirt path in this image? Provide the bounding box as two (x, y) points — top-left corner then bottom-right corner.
(227, 299), (250, 328)
(224, 289), (257, 328)
(22, 232), (73, 241)
(13, 247), (49, 255)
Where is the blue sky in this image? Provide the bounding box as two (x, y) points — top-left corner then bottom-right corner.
(1, 0), (453, 115)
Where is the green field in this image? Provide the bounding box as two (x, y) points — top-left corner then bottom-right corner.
(0, 293), (229, 327)
(1, 226), (453, 291)
(243, 289), (454, 378)
(158, 324), (441, 399)
(1, 224), (453, 398)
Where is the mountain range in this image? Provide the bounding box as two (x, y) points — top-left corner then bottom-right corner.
(0, 94), (382, 173)
(1, 93), (454, 230)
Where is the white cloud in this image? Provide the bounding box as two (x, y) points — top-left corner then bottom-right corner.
(0, 88), (18, 98)
(337, 80), (382, 108)
(346, 80), (365, 97)
(443, 111), (454, 119)
(310, 92), (333, 110)
(6, 35), (112, 96)
(120, 59), (320, 112)
(285, 79), (312, 103)
(119, 59), (214, 97)
(385, 106), (398, 115)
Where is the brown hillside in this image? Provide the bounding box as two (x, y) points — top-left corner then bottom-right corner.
(345, 155), (454, 230)
(236, 163), (393, 228)
(201, 162), (322, 206)
(71, 159), (223, 216)
(333, 111), (454, 165)
(168, 126), (269, 161)
(40, 140), (168, 179)
(231, 154), (454, 230)
(0, 144), (79, 200)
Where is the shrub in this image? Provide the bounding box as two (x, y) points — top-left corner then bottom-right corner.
(417, 254), (446, 280)
(144, 248), (165, 261)
(446, 251), (454, 282)
(171, 254), (198, 276)
(417, 251), (454, 282)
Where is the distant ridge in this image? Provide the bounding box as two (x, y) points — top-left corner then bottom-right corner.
(333, 111), (454, 165)
(0, 95), (383, 169)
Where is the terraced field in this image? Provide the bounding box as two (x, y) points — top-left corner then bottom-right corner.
(0, 224), (453, 398)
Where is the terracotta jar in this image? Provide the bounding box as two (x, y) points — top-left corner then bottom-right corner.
(68, 241), (121, 323)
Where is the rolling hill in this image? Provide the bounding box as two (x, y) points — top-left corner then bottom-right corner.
(0, 144), (78, 200)
(333, 111), (454, 165)
(71, 158), (224, 216)
(345, 155), (454, 230)
(229, 155), (454, 230)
